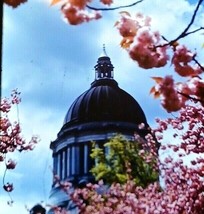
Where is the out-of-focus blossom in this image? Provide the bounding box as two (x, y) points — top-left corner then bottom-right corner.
(172, 45), (202, 77)
(6, 159), (16, 170)
(100, 0), (113, 5)
(4, 0), (27, 8)
(3, 183), (14, 192)
(61, 3), (101, 25)
(117, 13), (169, 69)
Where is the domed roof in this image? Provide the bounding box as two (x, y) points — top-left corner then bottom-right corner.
(63, 47), (147, 126)
(64, 78), (147, 125)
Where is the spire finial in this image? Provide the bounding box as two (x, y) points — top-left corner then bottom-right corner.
(102, 44), (107, 56)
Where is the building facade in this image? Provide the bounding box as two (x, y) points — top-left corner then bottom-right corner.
(48, 49), (149, 213)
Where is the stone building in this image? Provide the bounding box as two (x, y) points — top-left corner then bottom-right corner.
(48, 49), (149, 213)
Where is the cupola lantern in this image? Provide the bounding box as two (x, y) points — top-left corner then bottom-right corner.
(94, 45), (114, 79)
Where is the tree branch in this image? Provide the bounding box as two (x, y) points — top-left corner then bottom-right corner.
(192, 55), (204, 71)
(86, 0), (144, 11)
(156, 0), (204, 56)
(177, 91), (203, 104)
(169, 0), (204, 44)
(184, 27), (204, 37)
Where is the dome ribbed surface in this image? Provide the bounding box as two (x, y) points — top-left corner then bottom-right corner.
(64, 79), (147, 125)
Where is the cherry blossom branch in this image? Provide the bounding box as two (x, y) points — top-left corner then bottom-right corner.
(157, 38), (204, 72)
(2, 166), (7, 188)
(177, 91), (204, 103)
(86, 0), (144, 11)
(183, 26), (204, 37)
(169, 0), (204, 44)
(157, 0), (204, 48)
(192, 55), (204, 71)
(3, 159), (14, 204)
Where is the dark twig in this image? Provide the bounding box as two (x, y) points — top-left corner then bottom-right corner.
(169, 0), (204, 44)
(177, 91), (203, 103)
(184, 27), (204, 37)
(86, 0), (144, 11)
(192, 55), (204, 72)
(2, 165), (7, 187)
(3, 159), (14, 205)
(156, 0), (204, 58)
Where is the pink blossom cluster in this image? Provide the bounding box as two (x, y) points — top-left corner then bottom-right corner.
(4, 0), (27, 8)
(6, 159), (16, 169)
(116, 12), (204, 112)
(117, 12), (151, 38)
(0, 90), (39, 192)
(153, 75), (204, 112)
(66, 176), (204, 213)
(53, 104), (204, 214)
(141, 132), (159, 170)
(100, 0), (113, 5)
(159, 75), (186, 112)
(172, 45), (202, 77)
(51, 205), (69, 214)
(52, 0), (115, 25)
(189, 77), (204, 106)
(3, 183), (14, 192)
(61, 2), (101, 25)
(0, 98), (11, 113)
(155, 105), (204, 155)
(116, 13), (169, 69)
(129, 28), (169, 69)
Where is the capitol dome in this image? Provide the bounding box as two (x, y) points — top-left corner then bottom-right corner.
(62, 47), (148, 131)
(64, 78), (147, 126)
(49, 48), (150, 213)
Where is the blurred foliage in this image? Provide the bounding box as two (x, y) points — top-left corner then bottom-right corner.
(90, 135), (158, 187)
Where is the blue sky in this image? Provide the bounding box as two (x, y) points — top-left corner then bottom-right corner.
(1, 0), (204, 213)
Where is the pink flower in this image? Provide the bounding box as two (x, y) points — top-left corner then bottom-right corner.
(172, 45), (202, 77)
(61, 3), (101, 25)
(6, 159), (16, 170)
(4, 0), (27, 8)
(159, 76), (185, 112)
(100, 0), (113, 5)
(69, 0), (91, 9)
(3, 183), (14, 192)
(129, 28), (169, 69)
(117, 15), (137, 38)
(117, 13), (169, 69)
